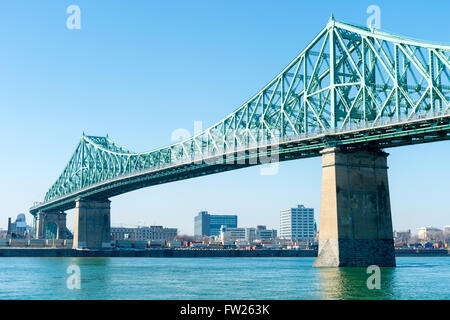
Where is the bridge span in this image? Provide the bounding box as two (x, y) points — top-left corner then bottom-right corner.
(30, 17), (450, 267)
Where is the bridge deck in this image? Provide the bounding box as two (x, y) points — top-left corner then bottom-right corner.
(30, 113), (450, 214)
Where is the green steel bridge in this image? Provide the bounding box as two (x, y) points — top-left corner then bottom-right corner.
(30, 17), (450, 216)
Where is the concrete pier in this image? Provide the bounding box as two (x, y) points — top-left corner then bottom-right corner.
(35, 211), (67, 240)
(313, 147), (396, 267)
(73, 198), (111, 250)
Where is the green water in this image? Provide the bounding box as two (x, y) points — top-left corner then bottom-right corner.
(0, 257), (448, 299)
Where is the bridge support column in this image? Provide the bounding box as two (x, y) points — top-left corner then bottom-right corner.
(35, 211), (67, 239)
(73, 198), (111, 250)
(313, 147), (396, 267)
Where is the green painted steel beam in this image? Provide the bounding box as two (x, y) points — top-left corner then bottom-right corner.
(31, 18), (450, 214)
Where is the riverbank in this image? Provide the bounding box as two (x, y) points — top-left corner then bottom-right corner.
(0, 248), (317, 257)
(0, 248), (448, 257)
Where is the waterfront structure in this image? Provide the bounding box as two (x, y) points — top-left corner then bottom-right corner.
(111, 225), (177, 241)
(194, 211), (237, 237)
(29, 17), (450, 267)
(280, 205), (315, 242)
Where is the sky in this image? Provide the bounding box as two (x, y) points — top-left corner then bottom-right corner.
(0, 0), (449, 235)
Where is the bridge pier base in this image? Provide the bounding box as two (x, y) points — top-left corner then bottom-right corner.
(35, 211), (67, 240)
(73, 198), (111, 250)
(313, 147), (396, 267)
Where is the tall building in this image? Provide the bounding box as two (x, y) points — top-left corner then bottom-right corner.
(194, 211), (237, 237)
(194, 211), (210, 237)
(280, 204), (315, 242)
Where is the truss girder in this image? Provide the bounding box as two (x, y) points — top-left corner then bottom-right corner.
(42, 19), (450, 203)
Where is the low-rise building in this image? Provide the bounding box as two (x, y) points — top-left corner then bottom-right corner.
(418, 226), (443, 241)
(444, 226), (450, 240)
(394, 230), (411, 242)
(111, 225), (177, 241)
(220, 225), (277, 243)
(219, 225), (246, 243)
(255, 225), (277, 242)
(7, 214), (32, 239)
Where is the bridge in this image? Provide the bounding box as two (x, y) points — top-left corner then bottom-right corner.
(30, 16), (450, 267)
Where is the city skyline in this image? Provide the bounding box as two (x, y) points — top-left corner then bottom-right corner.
(2, 209), (448, 238)
(0, 1), (449, 235)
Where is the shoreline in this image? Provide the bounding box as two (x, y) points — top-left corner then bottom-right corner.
(0, 248), (448, 258)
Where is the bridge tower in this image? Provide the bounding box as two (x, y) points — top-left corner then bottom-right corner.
(313, 147), (396, 267)
(72, 198), (111, 250)
(35, 211), (67, 240)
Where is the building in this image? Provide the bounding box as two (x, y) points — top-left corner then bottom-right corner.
(111, 227), (134, 240)
(394, 230), (411, 242)
(194, 211), (237, 237)
(137, 226), (177, 241)
(245, 227), (256, 242)
(219, 225), (246, 243)
(418, 226), (443, 241)
(7, 214), (32, 239)
(444, 226), (450, 240)
(280, 204), (315, 242)
(443, 225), (450, 241)
(255, 225), (277, 242)
(219, 225), (277, 243)
(111, 225), (177, 241)
(194, 211), (210, 237)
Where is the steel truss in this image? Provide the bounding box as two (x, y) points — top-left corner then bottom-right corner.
(35, 18), (450, 211)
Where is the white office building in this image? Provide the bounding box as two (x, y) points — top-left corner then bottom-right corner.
(244, 226), (277, 242)
(219, 225), (246, 243)
(280, 204), (315, 242)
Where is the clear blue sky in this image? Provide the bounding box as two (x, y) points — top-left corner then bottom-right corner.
(0, 0), (449, 235)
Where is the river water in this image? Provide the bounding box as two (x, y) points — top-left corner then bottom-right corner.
(0, 257), (448, 299)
